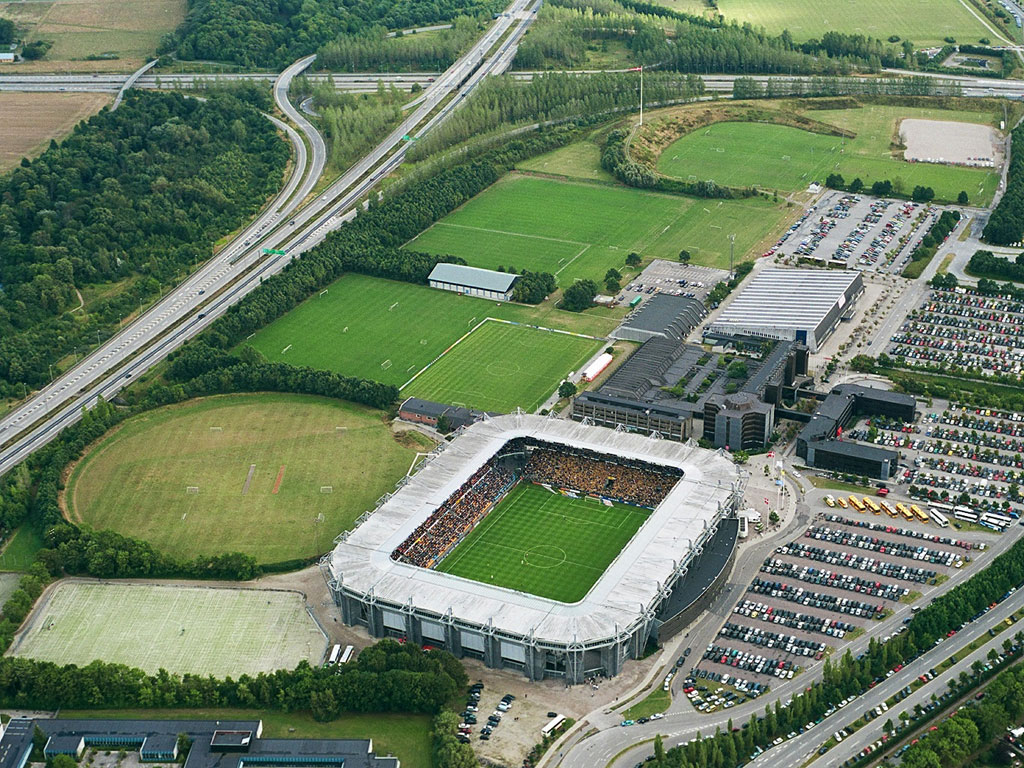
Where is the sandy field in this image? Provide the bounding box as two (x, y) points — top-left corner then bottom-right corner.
(0, 92), (111, 170)
(900, 118), (1001, 166)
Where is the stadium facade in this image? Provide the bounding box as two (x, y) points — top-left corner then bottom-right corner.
(324, 414), (742, 683)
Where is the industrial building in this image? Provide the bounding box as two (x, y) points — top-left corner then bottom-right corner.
(612, 294), (708, 343)
(427, 263), (518, 301)
(325, 414), (742, 683)
(706, 268), (864, 353)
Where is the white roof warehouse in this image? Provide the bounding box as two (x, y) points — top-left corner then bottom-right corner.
(428, 263), (518, 301)
(707, 268), (863, 353)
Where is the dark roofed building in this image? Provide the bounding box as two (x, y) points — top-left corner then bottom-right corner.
(398, 396), (495, 429)
(805, 439), (899, 480)
(613, 294), (708, 343)
(599, 337), (687, 401)
(0, 720), (34, 768)
(572, 391), (691, 440)
(703, 392), (775, 450)
(428, 263), (519, 301)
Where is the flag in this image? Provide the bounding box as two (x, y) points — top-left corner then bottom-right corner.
(764, 497), (769, 505)
(767, 451), (775, 458)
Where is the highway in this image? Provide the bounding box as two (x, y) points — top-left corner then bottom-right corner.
(0, 0), (538, 478)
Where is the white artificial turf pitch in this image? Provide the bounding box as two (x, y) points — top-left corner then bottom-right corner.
(10, 582), (327, 676)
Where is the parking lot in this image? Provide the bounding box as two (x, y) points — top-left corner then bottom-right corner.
(769, 191), (933, 274)
(618, 259), (729, 306)
(889, 285), (1024, 377)
(682, 506), (984, 712)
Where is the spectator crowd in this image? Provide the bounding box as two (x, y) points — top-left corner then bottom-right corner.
(524, 449), (677, 508)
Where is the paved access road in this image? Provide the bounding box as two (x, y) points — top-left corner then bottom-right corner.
(0, 0), (538, 479)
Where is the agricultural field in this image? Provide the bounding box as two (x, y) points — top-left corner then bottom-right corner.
(714, 0), (1007, 46)
(58, 710), (432, 768)
(0, 93), (112, 171)
(405, 174), (791, 275)
(242, 273), (618, 387)
(403, 319), (603, 413)
(0, 0), (184, 72)
(10, 582), (327, 677)
(657, 106), (1002, 204)
(67, 394), (429, 563)
(435, 483), (651, 602)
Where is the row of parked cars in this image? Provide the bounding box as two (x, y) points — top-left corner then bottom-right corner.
(803, 525), (961, 567)
(734, 599), (854, 637)
(777, 541), (938, 584)
(457, 683), (517, 742)
(761, 558), (908, 601)
(719, 622), (826, 657)
(749, 579), (887, 618)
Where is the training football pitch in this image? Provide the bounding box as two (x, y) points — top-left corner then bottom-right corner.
(404, 320), (603, 413)
(11, 582), (327, 677)
(405, 175), (790, 274)
(243, 273), (617, 390)
(657, 108), (1001, 204)
(715, 0), (1008, 46)
(435, 483), (651, 603)
(67, 393), (428, 563)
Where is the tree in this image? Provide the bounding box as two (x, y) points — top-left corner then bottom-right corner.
(849, 177), (864, 193)
(605, 268), (622, 282)
(436, 412), (452, 434)
(678, 250), (691, 264)
(0, 17), (14, 45)
(912, 185), (935, 202)
(957, 190), (969, 205)
(727, 360), (748, 379)
(626, 252), (642, 267)
(604, 268), (622, 293)
(562, 279), (598, 312)
(826, 173), (846, 189)
(50, 756), (76, 768)
(769, 510), (780, 524)
(654, 734), (666, 764)
(558, 380), (577, 398)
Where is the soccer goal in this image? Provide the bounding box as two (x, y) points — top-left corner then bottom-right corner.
(209, 426), (222, 432)
(381, 359), (392, 370)
(319, 289), (329, 297)
(782, 155), (791, 161)
(388, 302), (399, 311)
(320, 486), (334, 494)
(186, 486), (200, 494)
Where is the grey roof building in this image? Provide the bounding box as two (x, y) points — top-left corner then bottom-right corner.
(612, 294), (708, 343)
(703, 392), (775, 451)
(427, 263), (519, 301)
(707, 268), (863, 352)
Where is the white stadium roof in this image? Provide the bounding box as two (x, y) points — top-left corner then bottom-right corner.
(711, 267), (860, 332)
(327, 414), (739, 646)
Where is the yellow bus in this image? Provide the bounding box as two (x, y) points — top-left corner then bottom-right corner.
(849, 496), (865, 512)
(900, 506), (914, 522)
(836, 496), (848, 509)
(896, 503), (909, 516)
(863, 497), (881, 514)
(911, 505), (929, 523)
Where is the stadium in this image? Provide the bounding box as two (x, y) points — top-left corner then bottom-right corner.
(324, 414), (743, 683)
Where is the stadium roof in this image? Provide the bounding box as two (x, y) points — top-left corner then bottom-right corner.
(327, 414), (739, 646)
(711, 268), (860, 332)
(428, 263), (518, 292)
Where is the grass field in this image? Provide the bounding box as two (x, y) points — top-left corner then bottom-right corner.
(243, 273), (617, 386)
(436, 483), (650, 602)
(0, 574), (21, 612)
(0, 93), (111, 170)
(657, 107), (1001, 204)
(58, 710), (432, 768)
(67, 394), (428, 563)
(0, 0), (185, 72)
(404, 319), (603, 413)
(714, 0), (1007, 46)
(0, 527), (44, 572)
(11, 582), (327, 676)
(405, 174), (791, 275)
(517, 142), (615, 183)
(623, 688), (672, 719)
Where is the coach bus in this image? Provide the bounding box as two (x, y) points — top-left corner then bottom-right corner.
(911, 505), (929, 523)
(848, 496), (865, 512)
(327, 645), (342, 665)
(953, 505), (979, 523)
(542, 716), (566, 737)
(863, 497), (881, 514)
(982, 512), (1012, 530)
(340, 645), (355, 664)
(930, 501), (954, 516)
(929, 508), (950, 528)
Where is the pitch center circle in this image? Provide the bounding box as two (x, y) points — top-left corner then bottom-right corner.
(524, 544), (566, 568)
(486, 360), (521, 376)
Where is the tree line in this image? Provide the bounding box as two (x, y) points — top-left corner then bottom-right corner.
(968, 250), (1024, 284)
(168, 0), (501, 68)
(407, 70), (704, 162)
(317, 16), (484, 72)
(984, 121), (1024, 245)
(0, 91), (288, 400)
(646, 531), (1024, 768)
(733, 75), (963, 100)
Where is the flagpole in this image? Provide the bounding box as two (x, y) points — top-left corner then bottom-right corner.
(639, 65), (644, 126)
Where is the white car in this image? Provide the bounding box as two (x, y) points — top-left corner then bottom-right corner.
(651, 713), (664, 720)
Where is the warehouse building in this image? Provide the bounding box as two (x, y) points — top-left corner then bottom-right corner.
(427, 263), (519, 301)
(706, 268), (864, 353)
(612, 294), (708, 343)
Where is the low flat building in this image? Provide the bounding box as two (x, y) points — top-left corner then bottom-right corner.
(706, 268), (863, 353)
(427, 263), (518, 301)
(572, 391), (690, 441)
(612, 294), (708, 343)
(398, 396), (494, 429)
(804, 439), (898, 480)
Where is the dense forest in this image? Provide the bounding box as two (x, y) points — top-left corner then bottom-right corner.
(0, 91), (289, 399)
(984, 121), (1024, 245)
(513, 0), (905, 73)
(406, 70), (704, 160)
(299, 84), (406, 172)
(169, 0), (501, 68)
(317, 16), (483, 72)
(968, 250), (1024, 283)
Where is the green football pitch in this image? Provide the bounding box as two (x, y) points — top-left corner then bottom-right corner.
(657, 109), (1001, 205)
(242, 273), (617, 389)
(715, 0), (1009, 46)
(404, 174), (791, 274)
(435, 483), (651, 603)
(67, 393), (429, 563)
(404, 320), (603, 413)
(11, 582), (327, 677)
